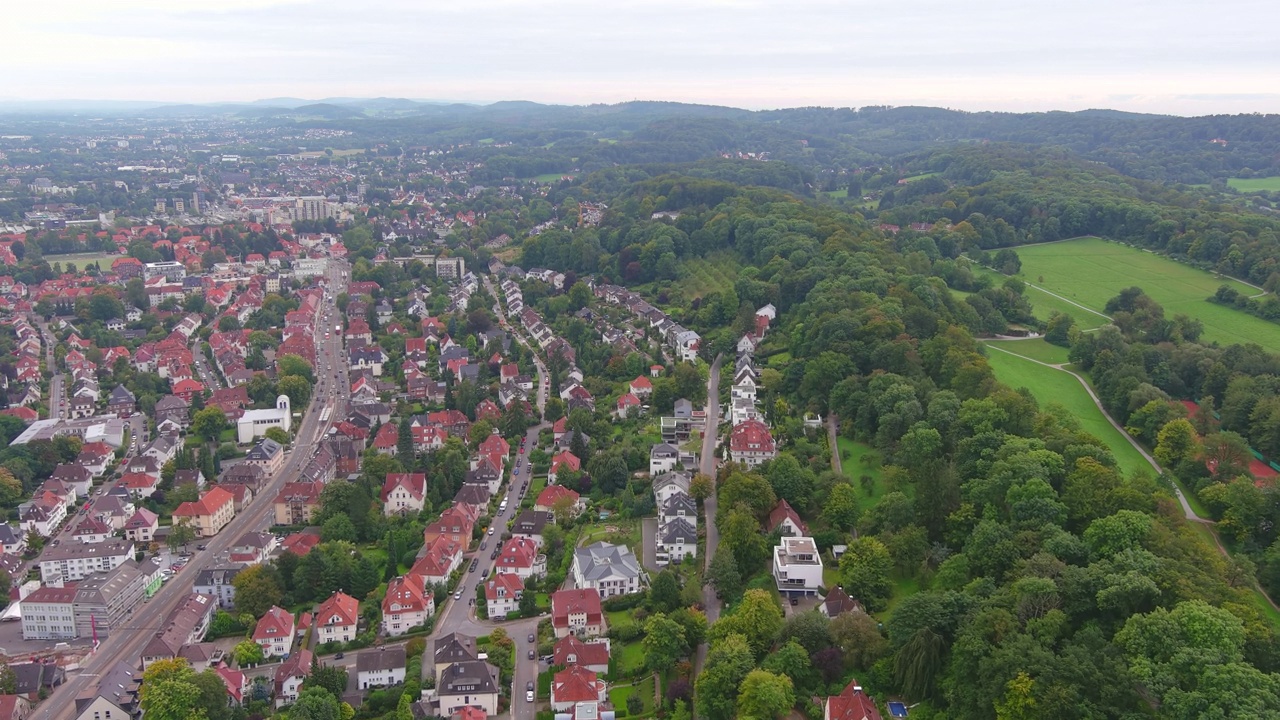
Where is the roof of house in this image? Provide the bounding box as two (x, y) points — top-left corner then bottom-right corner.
(357, 645), (407, 673)
(553, 636), (611, 669)
(536, 484), (580, 508)
(381, 473), (427, 503)
(823, 587), (863, 617)
(551, 588), (603, 628)
(315, 591), (359, 628)
(826, 680), (883, 720)
(253, 606), (295, 642)
(433, 632), (478, 666)
(767, 499), (810, 535)
(572, 542), (643, 584)
(172, 486), (233, 518)
(551, 666), (602, 704)
(438, 659), (499, 697)
(485, 573), (524, 602)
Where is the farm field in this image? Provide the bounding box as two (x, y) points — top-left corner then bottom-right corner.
(984, 346), (1149, 478)
(677, 250), (742, 297)
(1228, 176), (1280, 192)
(1013, 237), (1280, 351)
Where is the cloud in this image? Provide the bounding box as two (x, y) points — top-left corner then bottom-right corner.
(2, 0), (1278, 115)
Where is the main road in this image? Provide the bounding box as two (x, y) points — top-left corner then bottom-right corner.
(38, 259), (349, 720)
(427, 274), (548, 719)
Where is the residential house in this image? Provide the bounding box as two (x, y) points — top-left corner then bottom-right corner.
(243, 438), (285, 477)
(72, 661), (140, 720)
(510, 510), (553, 545)
(649, 443), (680, 475)
(484, 574), (523, 619)
(432, 633), (478, 679)
(193, 567), (242, 609)
(357, 646), (407, 689)
(767, 499), (809, 537)
(656, 517), (697, 567)
(550, 666), (606, 712)
(552, 636), (611, 675)
(381, 574), (434, 636)
(824, 680), (884, 720)
(773, 536), (824, 597)
(314, 591), (360, 645)
(729, 419), (776, 468)
(274, 482), (323, 525)
(382, 473), (427, 516)
(253, 606), (296, 658)
(821, 587), (864, 619)
(548, 451), (581, 484)
(139, 593), (217, 668)
(154, 395), (190, 427)
(534, 484), (582, 517)
(436, 660), (500, 717)
(172, 486), (235, 537)
(411, 536), (463, 586)
(273, 650), (313, 708)
(495, 537), (546, 579)
(423, 503), (478, 548)
(571, 542), (645, 598)
(229, 531), (277, 565)
(551, 589), (606, 639)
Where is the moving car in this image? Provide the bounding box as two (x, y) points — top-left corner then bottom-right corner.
(528, 633), (535, 643)
(528, 649), (535, 660)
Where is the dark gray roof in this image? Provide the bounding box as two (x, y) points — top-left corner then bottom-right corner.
(357, 645), (407, 673)
(659, 517), (698, 545)
(438, 659), (499, 696)
(246, 438), (283, 461)
(512, 510), (553, 537)
(433, 632), (477, 665)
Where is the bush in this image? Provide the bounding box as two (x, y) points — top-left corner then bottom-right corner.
(602, 593), (646, 612)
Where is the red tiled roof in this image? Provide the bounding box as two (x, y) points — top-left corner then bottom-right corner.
(551, 589), (603, 629)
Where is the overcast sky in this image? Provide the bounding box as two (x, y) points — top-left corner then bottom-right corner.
(3, 0), (1278, 115)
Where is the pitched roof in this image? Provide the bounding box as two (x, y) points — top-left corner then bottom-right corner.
(551, 588), (603, 628)
(826, 680), (883, 720)
(536, 484), (580, 508)
(553, 636), (611, 669)
(172, 486), (233, 517)
(484, 573), (524, 603)
(253, 606), (295, 642)
(551, 666), (603, 704)
(315, 591), (359, 628)
(767, 498), (810, 535)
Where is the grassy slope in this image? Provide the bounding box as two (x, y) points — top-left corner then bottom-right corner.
(985, 348), (1148, 477)
(677, 250), (742, 297)
(1229, 177), (1280, 192)
(984, 337), (1071, 364)
(1015, 237), (1280, 350)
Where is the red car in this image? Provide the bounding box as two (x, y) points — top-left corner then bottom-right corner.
(519, 447), (524, 454)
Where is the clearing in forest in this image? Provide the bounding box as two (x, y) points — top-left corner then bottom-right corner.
(1014, 237), (1280, 351)
(984, 346), (1148, 478)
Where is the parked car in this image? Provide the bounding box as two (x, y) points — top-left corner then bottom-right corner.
(528, 633), (535, 643)
(197, 544), (207, 551)
(528, 649), (535, 660)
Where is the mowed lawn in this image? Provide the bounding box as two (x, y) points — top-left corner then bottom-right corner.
(46, 250), (124, 268)
(1229, 177), (1280, 192)
(836, 437), (891, 511)
(984, 337), (1070, 365)
(985, 347), (1149, 478)
(1015, 237), (1280, 351)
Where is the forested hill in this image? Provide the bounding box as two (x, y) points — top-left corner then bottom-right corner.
(518, 170), (1280, 717)
(871, 145), (1280, 287)
(332, 102), (1280, 184)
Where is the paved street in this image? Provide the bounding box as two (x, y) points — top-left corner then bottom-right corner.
(38, 320), (64, 419)
(37, 259), (349, 720)
(695, 353), (723, 675)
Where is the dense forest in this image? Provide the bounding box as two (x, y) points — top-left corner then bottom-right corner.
(514, 169), (1280, 718)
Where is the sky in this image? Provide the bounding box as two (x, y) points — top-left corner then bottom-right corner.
(3, 0), (1279, 115)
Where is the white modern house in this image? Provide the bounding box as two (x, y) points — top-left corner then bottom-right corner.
(773, 536), (824, 597)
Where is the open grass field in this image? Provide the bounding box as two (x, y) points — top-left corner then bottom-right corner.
(1229, 177), (1280, 192)
(298, 148), (365, 158)
(836, 438), (892, 511)
(984, 337), (1070, 364)
(824, 188), (848, 198)
(678, 250), (742, 298)
(985, 347), (1149, 477)
(902, 172), (940, 183)
(529, 172), (574, 183)
(1014, 237), (1280, 350)
(45, 250), (124, 268)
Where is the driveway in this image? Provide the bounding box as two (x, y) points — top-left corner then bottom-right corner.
(640, 517), (660, 573)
